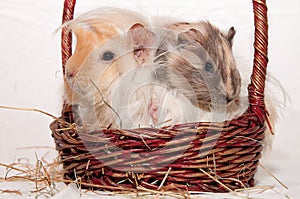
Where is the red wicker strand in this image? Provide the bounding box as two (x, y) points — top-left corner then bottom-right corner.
(61, 0), (76, 74)
(248, 0), (269, 123)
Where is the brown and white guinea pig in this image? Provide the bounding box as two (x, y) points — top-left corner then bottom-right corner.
(153, 21), (245, 121)
(63, 7), (157, 130)
(153, 21), (281, 148)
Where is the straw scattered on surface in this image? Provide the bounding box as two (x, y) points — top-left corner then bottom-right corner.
(0, 105), (289, 198)
(0, 154), (289, 199)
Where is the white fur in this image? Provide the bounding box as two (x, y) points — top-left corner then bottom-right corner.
(62, 7), (150, 34)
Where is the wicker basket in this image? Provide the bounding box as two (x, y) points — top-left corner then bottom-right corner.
(50, 0), (269, 193)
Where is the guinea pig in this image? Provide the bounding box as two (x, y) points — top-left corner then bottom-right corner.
(63, 8), (157, 131)
(63, 7), (149, 102)
(153, 21), (244, 121)
(156, 21), (283, 149)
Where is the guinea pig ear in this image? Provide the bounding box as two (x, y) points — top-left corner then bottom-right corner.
(177, 32), (190, 45)
(178, 28), (205, 46)
(129, 23), (145, 30)
(226, 27), (236, 47)
(128, 23), (156, 65)
(128, 23), (155, 47)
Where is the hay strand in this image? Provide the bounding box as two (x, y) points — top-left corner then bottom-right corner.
(199, 168), (235, 193)
(259, 163), (288, 190)
(0, 105), (71, 127)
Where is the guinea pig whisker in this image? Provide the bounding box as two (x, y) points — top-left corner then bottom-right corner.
(89, 79), (123, 128)
(154, 50), (170, 61)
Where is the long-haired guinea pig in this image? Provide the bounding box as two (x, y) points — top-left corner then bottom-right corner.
(63, 8), (157, 131)
(153, 21), (244, 120)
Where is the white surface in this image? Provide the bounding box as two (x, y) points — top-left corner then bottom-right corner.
(0, 0), (299, 198)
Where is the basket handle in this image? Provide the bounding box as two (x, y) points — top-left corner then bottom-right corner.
(248, 0), (269, 124)
(60, 0), (269, 122)
(61, 0), (76, 74)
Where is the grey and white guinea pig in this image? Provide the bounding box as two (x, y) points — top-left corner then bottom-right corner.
(154, 21), (241, 112)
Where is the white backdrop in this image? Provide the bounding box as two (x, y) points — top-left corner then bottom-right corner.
(0, 0), (299, 198)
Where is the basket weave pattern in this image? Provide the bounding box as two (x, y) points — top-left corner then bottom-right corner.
(50, 0), (269, 193)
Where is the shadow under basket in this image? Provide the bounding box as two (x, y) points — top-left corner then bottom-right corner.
(50, 0), (270, 193)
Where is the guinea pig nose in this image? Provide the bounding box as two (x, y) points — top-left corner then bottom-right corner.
(67, 71), (75, 78)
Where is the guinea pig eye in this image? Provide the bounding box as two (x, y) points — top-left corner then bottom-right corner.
(204, 62), (214, 73)
(102, 51), (115, 61)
